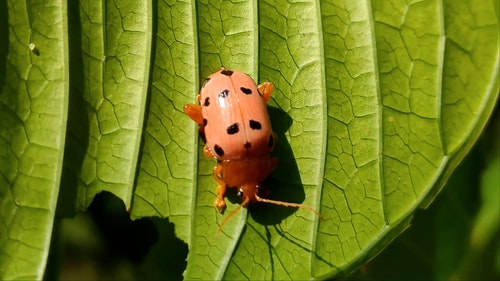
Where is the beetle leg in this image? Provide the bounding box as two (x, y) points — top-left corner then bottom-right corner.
(183, 104), (203, 125)
(203, 144), (213, 157)
(213, 163), (227, 213)
(257, 81), (274, 103)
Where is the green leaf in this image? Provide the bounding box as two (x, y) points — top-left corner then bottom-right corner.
(0, 0), (68, 280)
(0, 0), (498, 280)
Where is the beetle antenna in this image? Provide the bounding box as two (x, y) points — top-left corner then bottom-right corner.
(255, 195), (324, 220)
(216, 197), (250, 237)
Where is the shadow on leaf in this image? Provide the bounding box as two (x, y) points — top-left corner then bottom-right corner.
(251, 105), (308, 225)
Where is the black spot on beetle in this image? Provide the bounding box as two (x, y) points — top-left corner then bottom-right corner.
(219, 89), (229, 98)
(203, 118), (207, 126)
(204, 97), (210, 106)
(244, 142), (251, 149)
(240, 87), (252, 95)
(214, 145), (224, 156)
(202, 78), (211, 88)
(249, 120), (262, 130)
(226, 123), (239, 135)
(268, 135), (274, 148)
(221, 69), (234, 76)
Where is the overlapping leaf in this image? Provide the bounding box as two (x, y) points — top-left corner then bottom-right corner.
(0, 0), (68, 279)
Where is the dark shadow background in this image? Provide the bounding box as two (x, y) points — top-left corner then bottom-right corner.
(47, 191), (188, 280)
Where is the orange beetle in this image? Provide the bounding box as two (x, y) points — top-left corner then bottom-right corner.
(184, 68), (322, 226)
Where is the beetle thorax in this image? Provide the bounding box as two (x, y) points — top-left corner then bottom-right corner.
(217, 155), (277, 191)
